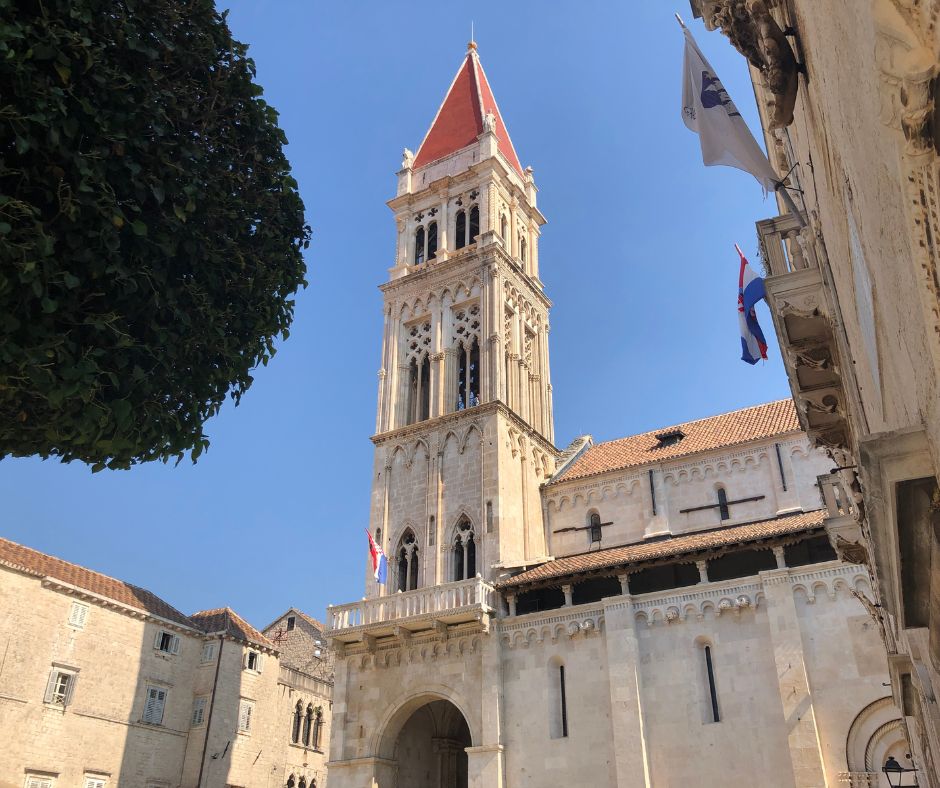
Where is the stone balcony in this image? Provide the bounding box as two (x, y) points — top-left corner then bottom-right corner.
(758, 211), (852, 451)
(325, 576), (498, 652)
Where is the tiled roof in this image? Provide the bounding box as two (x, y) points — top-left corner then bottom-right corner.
(498, 509), (826, 589)
(413, 45), (523, 176)
(191, 607), (274, 648)
(0, 536), (195, 628)
(552, 400), (800, 484)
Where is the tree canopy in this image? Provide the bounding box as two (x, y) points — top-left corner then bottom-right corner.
(0, 0), (310, 470)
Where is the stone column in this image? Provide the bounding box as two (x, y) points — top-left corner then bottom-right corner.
(761, 568), (827, 786)
(506, 594), (517, 617)
(439, 194), (449, 252)
(602, 595), (652, 786)
(773, 546), (787, 569)
(697, 560), (709, 584)
(618, 573), (630, 595)
(562, 584), (573, 606)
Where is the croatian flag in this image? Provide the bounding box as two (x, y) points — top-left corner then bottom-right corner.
(737, 245), (768, 364)
(366, 529), (387, 585)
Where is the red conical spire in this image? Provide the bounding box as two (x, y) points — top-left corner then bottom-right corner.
(413, 43), (523, 176)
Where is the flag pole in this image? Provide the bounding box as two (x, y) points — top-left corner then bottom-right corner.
(675, 12), (686, 28)
(774, 181), (807, 228)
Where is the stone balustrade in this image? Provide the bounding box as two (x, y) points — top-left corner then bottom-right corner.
(756, 211), (815, 276)
(326, 576), (497, 644)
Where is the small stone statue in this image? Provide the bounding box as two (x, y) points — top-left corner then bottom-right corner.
(401, 148), (414, 169)
(483, 110), (497, 133)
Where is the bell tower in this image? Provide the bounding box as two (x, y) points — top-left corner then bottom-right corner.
(368, 42), (557, 596)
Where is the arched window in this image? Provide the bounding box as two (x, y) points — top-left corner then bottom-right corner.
(407, 355), (430, 424)
(303, 703), (313, 746)
(414, 226), (425, 265)
(469, 205), (479, 244)
(426, 221), (438, 260)
(291, 700), (302, 743)
(298, 778), (307, 788)
(455, 210), (466, 250)
(453, 518), (476, 581)
(396, 530), (419, 591)
(699, 642), (721, 722)
(287, 775), (295, 788)
(520, 235), (527, 263)
(313, 707), (323, 749)
(717, 487), (730, 520)
(456, 336), (480, 410)
(588, 512), (602, 544)
(500, 215), (508, 244)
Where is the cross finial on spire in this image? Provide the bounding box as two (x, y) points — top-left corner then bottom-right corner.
(468, 21), (476, 51)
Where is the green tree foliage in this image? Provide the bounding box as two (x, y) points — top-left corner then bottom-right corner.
(0, 0), (310, 470)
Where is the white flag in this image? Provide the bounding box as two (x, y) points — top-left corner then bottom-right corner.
(681, 27), (779, 192)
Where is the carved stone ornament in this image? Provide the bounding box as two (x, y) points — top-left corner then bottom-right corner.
(402, 148), (414, 169)
(699, 0), (799, 128)
(835, 535), (870, 566)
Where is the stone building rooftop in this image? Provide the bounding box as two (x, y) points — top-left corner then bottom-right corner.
(191, 607), (274, 648)
(0, 536), (195, 628)
(497, 508), (826, 590)
(551, 399), (800, 484)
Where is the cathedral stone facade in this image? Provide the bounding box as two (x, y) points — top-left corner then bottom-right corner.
(324, 44), (907, 787)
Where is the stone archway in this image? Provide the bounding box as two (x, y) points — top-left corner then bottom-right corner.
(843, 696), (911, 787)
(378, 696), (472, 788)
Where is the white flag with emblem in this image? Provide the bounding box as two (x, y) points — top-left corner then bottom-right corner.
(681, 27), (779, 192)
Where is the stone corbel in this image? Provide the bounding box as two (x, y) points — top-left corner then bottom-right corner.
(695, 0), (800, 128)
(433, 620), (448, 640)
(394, 626), (412, 645)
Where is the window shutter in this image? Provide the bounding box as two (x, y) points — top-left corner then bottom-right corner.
(257, 653), (264, 672)
(170, 635), (180, 655)
(143, 686), (167, 724)
(69, 602), (89, 628)
(43, 670), (58, 704)
(64, 673), (77, 705)
(153, 630), (163, 650)
(238, 700), (252, 732)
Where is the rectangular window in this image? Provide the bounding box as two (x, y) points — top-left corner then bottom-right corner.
(245, 650), (262, 673)
(154, 630), (180, 655)
(286, 616), (296, 631)
(704, 645), (720, 723)
(200, 642), (216, 664)
(83, 777), (107, 788)
(43, 667), (77, 706)
(191, 696), (208, 727)
(68, 602), (89, 629)
(559, 665), (568, 738)
(238, 699), (253, 734)
(25, 776), (55, 788)
(142, 686), (167, 725)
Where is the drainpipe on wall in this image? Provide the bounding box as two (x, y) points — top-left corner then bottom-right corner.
(197, 635), (225, 787)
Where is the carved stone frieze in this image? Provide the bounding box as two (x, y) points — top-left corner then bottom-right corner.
(695, 0), (800, 127)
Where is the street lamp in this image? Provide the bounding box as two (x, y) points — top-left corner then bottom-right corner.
(883, 755), (918, 787)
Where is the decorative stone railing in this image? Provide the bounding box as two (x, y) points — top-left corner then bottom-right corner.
(756, 211), (815, 276)
(818, 472), (870, 565)
(278, 666), (333, 698)
(325, 576), (497, 644)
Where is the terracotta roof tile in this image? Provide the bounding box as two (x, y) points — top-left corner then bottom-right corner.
(413, 47), (522, 176)
(498, 509), (826, 589)
(191, 607), (273, 648)
(0, 536), (195, 628)
(553, 400), (800, 484)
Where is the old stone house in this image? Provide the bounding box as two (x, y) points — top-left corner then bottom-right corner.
(323, 42), (907, 787)
(0, 538), (331, 788)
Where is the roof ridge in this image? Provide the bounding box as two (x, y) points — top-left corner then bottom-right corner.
(594, 399), (793, 450)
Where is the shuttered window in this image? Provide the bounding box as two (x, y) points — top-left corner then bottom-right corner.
(142, 686), (167, 725)
(191, 696), (208, 727)
(68, 602), (89, 629)
(25, 777), (54, 788)
(153, 630), (180, 655)
(83, 777), (107, 788)
(238, 699), (253, 733)
(200, 642), (216, 663)
(43, 668), (76, 706)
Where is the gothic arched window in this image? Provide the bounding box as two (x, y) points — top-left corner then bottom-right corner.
(407, 355), (430, 424)
(456, 336), (480, 410)
(291, 700), (302, 743)
(453, 518), (476, 581)
(414, 226), (425, 265)
(588, 512), (602, 544)
(500, 215), (508, 244)
(303, 703), (313, 746)
(396, 530), (419, 591)
(469, 205), (479, 244)
(299, 778), (307, 788)
(426, 221), (438, 260)
(455, 210), (466, 250)
(313, 707), (323, 749)
(287, 775), (295, 788)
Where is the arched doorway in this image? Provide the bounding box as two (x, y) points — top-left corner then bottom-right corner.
(391, 698), (471, 788)
(845, 696), (912, 787)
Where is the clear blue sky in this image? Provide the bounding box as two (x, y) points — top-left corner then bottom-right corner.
(1, 2), (790, 629)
